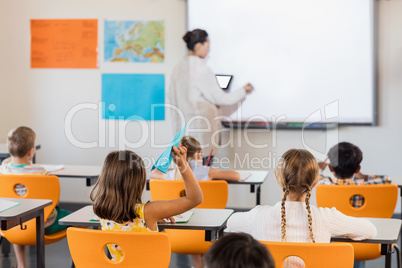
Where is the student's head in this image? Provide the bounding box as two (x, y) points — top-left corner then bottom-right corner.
(7, 126), (36, 159)
(327, 142), (362, 179)
(183, 29), (209, 58)
(203, 233), (275, 268)
(181, 136), (202, 161)
(275, 149), (319, 243)
(90, 150), (146, 223)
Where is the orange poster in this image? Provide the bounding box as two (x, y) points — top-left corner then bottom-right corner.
(31, 19), (98, 68)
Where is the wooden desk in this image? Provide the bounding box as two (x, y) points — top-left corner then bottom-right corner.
(42, 164), (102, 187)
(0, 198), (52, 268)
(332, 218), (401, 268)
(147, 170), (268, 206)
(59, 205), (233, 241)
(0, 144), (41, 164)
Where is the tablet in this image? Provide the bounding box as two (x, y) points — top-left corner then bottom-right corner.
(215, 75), (233, 90)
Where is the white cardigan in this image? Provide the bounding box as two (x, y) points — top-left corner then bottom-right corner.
(169, 55), (246, 153)
(227, 201), (377, 243)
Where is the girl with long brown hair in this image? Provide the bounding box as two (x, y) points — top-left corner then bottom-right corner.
(227, 149), (376, 267)
(90, 147), (203, 262)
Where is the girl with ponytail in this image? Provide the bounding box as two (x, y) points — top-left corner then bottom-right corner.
(227, 149), (377, 267)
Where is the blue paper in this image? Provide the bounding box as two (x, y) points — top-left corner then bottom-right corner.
(102, 73), (165, 120)
(151, 125), (187, 174)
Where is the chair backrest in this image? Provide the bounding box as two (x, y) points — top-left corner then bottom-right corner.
(0, 175), (60, 245)
(259, 241), (354, 268)
(0, 175), (59, 220)
(316, 184), (398, 218)
(149, 179), (228, 209)
(67, 227), (171, 268)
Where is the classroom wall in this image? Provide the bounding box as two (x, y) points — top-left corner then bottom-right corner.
(1, 0), (401, 210)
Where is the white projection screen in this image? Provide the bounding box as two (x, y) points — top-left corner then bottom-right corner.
(187, 0), (376, 125)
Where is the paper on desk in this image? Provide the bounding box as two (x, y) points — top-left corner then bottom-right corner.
(41, 165), (65, 173)
(173, 210), (194, 223)
(239, 171), (252, 182)
(151, 125), (187, 174)
(90, 216), (100, 222)
(0, 199), (20, 213)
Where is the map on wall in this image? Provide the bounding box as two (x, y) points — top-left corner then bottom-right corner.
(104, 20), (164, 63)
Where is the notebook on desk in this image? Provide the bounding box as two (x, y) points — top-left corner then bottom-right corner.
(173, 210), (194, 223)
(0, 199), (20, 213)
(41, 164), (65, 173)
(239, 171), (252, 182)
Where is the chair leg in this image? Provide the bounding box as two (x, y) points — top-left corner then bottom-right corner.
(394, 244), (401, 268)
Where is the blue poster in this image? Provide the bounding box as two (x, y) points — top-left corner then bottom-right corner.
(102, 74), (165, 120)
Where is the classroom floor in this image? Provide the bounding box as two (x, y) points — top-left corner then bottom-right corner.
(0, 203), (400, 268)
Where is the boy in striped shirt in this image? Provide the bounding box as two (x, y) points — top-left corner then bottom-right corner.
(318, 142), (391, 208)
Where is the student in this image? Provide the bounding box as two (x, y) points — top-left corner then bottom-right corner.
(165, 136), (240, 182)
(0, 126), (70, 268)
(226, 149), (377, 267)
(203, 233), (275, 268)
(318, 142), (391, 208)
(90, 147), (203, 262)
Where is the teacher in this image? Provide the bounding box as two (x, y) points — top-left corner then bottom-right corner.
(169, 29), (253, 160)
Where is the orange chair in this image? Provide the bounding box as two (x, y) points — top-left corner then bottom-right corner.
(0, 175), (66, 245)
(316, 184), (400, 264)
(260, 241), (354, 268)
(67, 227), (171, 267)
(149, 179), (228, 254)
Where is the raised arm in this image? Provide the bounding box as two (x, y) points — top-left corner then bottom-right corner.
(144, 146), (203, 230)
(209, 167), (240, 182)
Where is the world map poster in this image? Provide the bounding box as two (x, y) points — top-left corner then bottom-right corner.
(104, 20), (164, 63)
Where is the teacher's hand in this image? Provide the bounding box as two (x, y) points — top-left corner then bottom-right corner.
(244, 83), (254, 94)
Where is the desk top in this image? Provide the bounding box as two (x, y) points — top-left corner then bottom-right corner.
(59, 205), (233, 231)
(0, 198), (52, 220)
(389, 175), (402, 186)
(229, 170), (268, 184)
(332, 218), (401, 244)
(40, 164), (102, 178)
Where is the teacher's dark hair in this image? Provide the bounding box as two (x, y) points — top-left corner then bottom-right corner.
(203, 233), (275, 268)
(183, 29), (208, 51)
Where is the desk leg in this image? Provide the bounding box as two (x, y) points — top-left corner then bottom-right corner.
(36, 209), (45, 268)
(400, 186), (402, 220)
(256, 185), (261, 206)
(86, 177), (97, 187)
(381, 244), (392, 268)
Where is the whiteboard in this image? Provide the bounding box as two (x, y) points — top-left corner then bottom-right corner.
(188, 0), (376, 124)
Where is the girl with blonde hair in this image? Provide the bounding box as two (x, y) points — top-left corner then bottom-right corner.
(227, 149), (377, 267)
